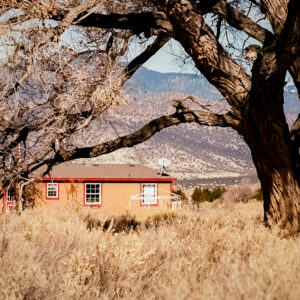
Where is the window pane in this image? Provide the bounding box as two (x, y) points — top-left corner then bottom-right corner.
(7, 190), (13, 202)
(142, 184), (156, 204)
(47, 183), (58, 198)
(85, 184), (101, 204)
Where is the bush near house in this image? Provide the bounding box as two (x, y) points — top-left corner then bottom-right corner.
(84, 214), (140, 233)
(145, 211), (179, 228)
(192, 186), (226, 204)
(172, 188), (188, 202)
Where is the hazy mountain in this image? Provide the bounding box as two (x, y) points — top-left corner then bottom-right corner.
(125, 67), (221, 100)
(284, 85), (300, 113)
(126, 67), (299, 113)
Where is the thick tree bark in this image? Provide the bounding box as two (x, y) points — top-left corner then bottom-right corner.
(242, 76), (300, 233)
(240, 0), (300, 232)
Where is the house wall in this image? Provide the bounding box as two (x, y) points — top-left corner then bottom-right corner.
(1, 191), (16, 214)
(33, 181), (173, 215)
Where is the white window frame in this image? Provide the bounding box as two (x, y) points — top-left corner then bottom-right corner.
(142, 183), (157, 205)
(7, 189), (13, 202)
(85, 183), (101, 205)
(47, 183), (58, 199)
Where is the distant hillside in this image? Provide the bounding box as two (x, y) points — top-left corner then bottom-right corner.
(126, 67), (300, 113)
(125, 67), (221, 100)
(284, 85), (300, 113)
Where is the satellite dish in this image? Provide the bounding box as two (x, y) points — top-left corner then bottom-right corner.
(158, 158), (171, 168)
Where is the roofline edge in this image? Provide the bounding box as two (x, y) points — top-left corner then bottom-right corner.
(39, 177), (177, 182)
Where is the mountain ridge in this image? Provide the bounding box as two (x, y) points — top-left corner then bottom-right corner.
(126, 67), (299, 113)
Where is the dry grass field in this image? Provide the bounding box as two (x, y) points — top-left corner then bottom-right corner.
(1, 201), (300, 299)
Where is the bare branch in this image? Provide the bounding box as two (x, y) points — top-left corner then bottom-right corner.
(5, 0), (98, 97)
(43, 108), (239, 167)
(210, 0), (273, 44)
(53, 11), (173, 36)
(121, 32), (171, 82)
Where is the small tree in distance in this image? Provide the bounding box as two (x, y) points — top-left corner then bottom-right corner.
(192, 186), (226, 206)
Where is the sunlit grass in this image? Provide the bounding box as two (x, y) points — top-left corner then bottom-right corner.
(0, 201), (300, 299)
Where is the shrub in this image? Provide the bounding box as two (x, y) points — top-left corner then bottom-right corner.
(145, 211), (178, 228)
(210, 186), (227, 201)
(172, 188), (188, 202)
(84, 213), (140, 233)
(192, 186), (226, 204)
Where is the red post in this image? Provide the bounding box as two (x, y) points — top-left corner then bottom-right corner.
(170, 182), (173, 208)
(2, 190), (7, 214)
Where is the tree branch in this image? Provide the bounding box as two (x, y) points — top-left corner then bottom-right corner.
(289, 58), (300, 97)
(5, 0), (98, 98)
(261, 0), (288, 35)
(211, 0), (273, 44)
(61, 2), (299, 98)
(121, 32), (171, 82)
(53, 11), (173, 36)
(39, 109), (239, 169)
(153, 0), (251, 115)
(291, 114), (300, 151)
(246, 0), (300, 134)
(257, 0), (300, 77)
(258, 0), (300, 96)
(195, 0), (299, 97)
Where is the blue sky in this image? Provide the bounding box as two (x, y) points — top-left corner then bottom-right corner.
(142, 39), (197, 74)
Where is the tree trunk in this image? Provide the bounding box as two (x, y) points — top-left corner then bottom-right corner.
(241, 73), (300, 233)
(248, 135), (300, 233)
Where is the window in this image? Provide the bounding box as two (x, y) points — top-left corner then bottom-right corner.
(142, 183), (157, 205)
(7, 189), (13, 202)
(85, 183), (101, 205)
(47, 183), (58, 199)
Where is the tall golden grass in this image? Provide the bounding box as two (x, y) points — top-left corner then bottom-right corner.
(1, 201), (300, 299)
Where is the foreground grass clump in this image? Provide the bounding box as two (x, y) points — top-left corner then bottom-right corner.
(1, 202), (300, 299)
(145, 211), (179, 228)
(84, 213), (140, 233)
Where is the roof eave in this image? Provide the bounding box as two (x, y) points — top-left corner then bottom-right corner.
(40, 177), (177, 182)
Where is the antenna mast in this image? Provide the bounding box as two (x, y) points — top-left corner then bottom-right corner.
(158, 158), (171, 175)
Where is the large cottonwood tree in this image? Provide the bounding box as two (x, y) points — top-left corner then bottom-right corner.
(1, 0), (300, 233)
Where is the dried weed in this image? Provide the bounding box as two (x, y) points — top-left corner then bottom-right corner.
(0, 202), (300, 299)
